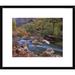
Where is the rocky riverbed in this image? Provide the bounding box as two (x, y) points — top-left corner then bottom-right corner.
(12, 45), (62, 57)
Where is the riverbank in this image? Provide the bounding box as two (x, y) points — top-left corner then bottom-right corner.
(12, 44), (62, 57)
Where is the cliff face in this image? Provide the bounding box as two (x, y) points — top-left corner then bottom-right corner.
(13, 18), (35, 26)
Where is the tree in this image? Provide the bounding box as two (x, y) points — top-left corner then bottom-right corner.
(19, 18), (62, 38)
(12, 19), (16, 30)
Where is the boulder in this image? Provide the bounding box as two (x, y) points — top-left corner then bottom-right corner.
(40, 48), (55, 56)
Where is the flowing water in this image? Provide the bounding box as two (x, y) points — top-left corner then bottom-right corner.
(17, 38), (62, 54)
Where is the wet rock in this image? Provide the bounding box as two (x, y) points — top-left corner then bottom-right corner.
(44, 48), (54, 54)
(40, 48), (55, 56)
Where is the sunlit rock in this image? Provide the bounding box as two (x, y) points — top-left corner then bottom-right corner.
(42, 39), (50, 44)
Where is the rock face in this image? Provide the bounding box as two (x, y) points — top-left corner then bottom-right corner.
(14, 18), (35, 26)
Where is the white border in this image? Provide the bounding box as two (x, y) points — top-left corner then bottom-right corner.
(0, 0), (75, 5)
(0, 70), (75, 75)
(3, 8), (73, 67)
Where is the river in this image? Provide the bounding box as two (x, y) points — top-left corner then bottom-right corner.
(17, 38), (62, 54)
